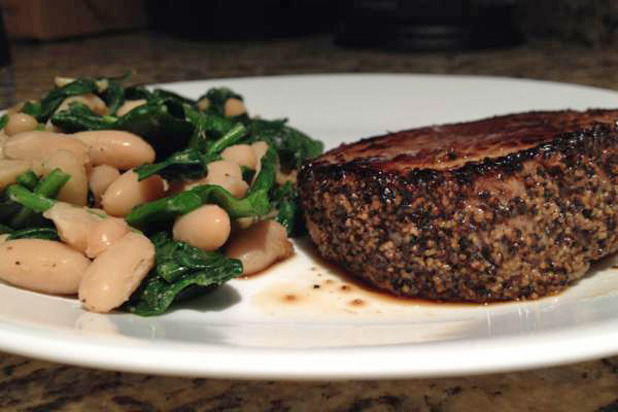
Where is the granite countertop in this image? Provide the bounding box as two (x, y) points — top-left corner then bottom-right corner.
(3, 31), (618, 411)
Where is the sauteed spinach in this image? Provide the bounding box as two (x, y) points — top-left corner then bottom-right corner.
(0, 74), (322, 316)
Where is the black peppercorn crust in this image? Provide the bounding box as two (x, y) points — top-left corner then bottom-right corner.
(298, 109), (618, 302)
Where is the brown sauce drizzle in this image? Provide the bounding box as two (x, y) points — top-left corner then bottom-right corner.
(349, 298), (366, 307)
(297, 240), (509, 308)
(246, 239), (580, 308)
(283, 294), (297, 303)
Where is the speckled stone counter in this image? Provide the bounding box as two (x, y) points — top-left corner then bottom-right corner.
(4, 31), (618, 411)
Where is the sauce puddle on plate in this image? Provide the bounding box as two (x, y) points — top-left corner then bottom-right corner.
(249, 239), (489, 320)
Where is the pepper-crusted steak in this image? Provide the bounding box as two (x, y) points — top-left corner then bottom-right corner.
(298, 109), (618, 302)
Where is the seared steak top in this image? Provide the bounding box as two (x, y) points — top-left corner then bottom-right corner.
(314, 109), (618, 172)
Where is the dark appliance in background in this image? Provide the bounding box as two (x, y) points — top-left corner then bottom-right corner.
(147, 0), (335, 40)
(0, 6), (13, 108)
(336, 0), (522, 51)
(148, 0), (521, 51)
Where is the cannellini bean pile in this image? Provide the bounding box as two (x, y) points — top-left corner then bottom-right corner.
(0, 94), (294, 313)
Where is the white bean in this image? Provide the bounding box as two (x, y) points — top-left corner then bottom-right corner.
(276, 169), (297, 185)
(88, 164), (121, 205)
(251, 141), (269, 178)
(54, 76), (75, 88)
(224, 98), (247, 117)
(43, 202), (102, 253)
(0, 239), (90, 294)
(4, 131), (90, 165)
(251, 141), (269, 160)
(73, 130), (155, 169)
(206, 160), (249, 199)
(197, 97), (210, 111)
(6, 101), (25, 116)
(173, 204), (231, 251)
(225, 220), (293, 275)
(39, 150), (89, 206)
(234, 209), (278, 230)
(85, 217), (129, 258)
(207, 160), (243, 181)
(56, 94), (108, 116)
(0, 133), (8, 159)
(221, 144), (257, 170)
(184, 173), (248, 199)
(4, 113), (39, 136)
(208, 174), (248, 198)
(54, 77), (108, 92)
(43, 202), (128, 258)
(78, 232), (155, 313)
(116, 99), (146, 117)
(187, 159), (248, 198)
(101, 170), (165, 217)
(96, 79), (109, 93)
(0, 159), (32, 189)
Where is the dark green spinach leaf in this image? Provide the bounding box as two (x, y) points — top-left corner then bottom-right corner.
(125, 232), (242, 316)
(20, 101), (42, 118)
(248, 118), (323, 169)
(197, 87), (244, 117)
(103, 80), (125, 115)
(8, 169), (69, 228)
(127, 148), (277, 228)
(35, 78), (100, 123)
(7, 227), (59, 241)
(134, 123), (247, 181)
(272, 182), (303, 236)
(51, 97), (194, 160)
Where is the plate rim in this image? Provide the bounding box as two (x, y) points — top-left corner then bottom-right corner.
(150, 72), (618, 96)
(2, 315), (618, 380)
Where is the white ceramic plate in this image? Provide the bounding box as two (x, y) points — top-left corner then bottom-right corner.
(2, 74), (618, 380)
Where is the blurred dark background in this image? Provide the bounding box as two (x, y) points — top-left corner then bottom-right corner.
(0, 0), (617, 49)
(2, 0), (618, 106)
